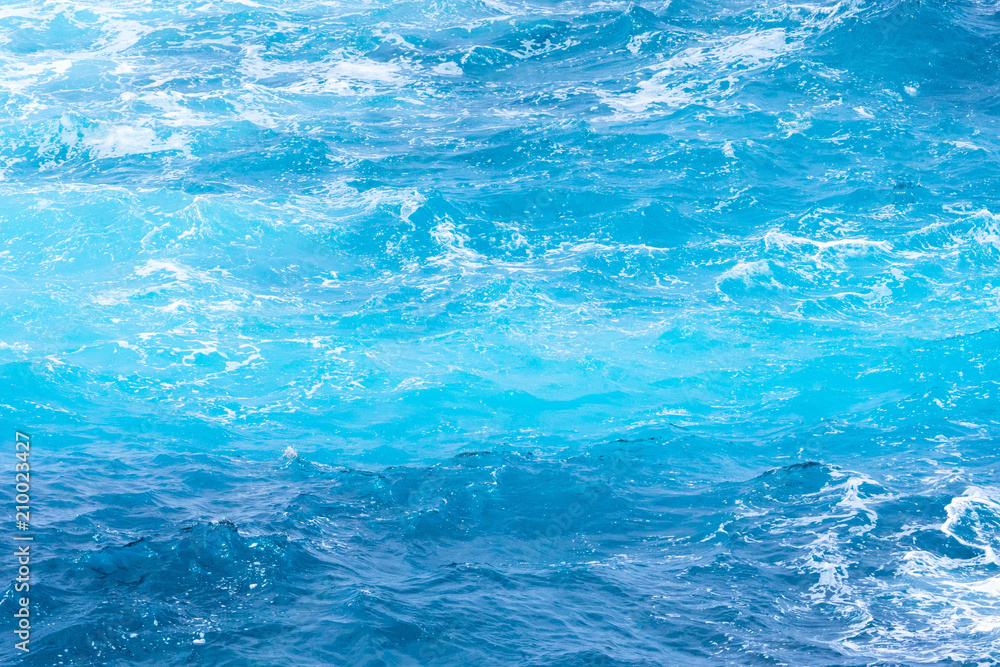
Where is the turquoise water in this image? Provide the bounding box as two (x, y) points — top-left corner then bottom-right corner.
(1, 0), (1000, 664)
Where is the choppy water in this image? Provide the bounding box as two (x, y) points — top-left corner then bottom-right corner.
(1, 0), (999, 664)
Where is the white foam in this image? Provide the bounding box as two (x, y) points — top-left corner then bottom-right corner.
(432, 62), (463, 76)
(241, 44), (407, 97)
(84, 124), (189, 159)
(764, 230), (891, 252)
(719, 260), (772, 284)
(428, 220), (485, 269)
(942, 487), (1000, 564)
(600, 28), (794, 114)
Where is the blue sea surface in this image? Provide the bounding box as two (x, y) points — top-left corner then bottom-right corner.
(1, 0), (999, 664)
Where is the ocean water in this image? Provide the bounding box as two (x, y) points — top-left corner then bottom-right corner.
(1, 0), (999, 664)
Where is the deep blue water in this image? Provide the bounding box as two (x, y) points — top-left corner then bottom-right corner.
(1, 0), (1000, 664)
